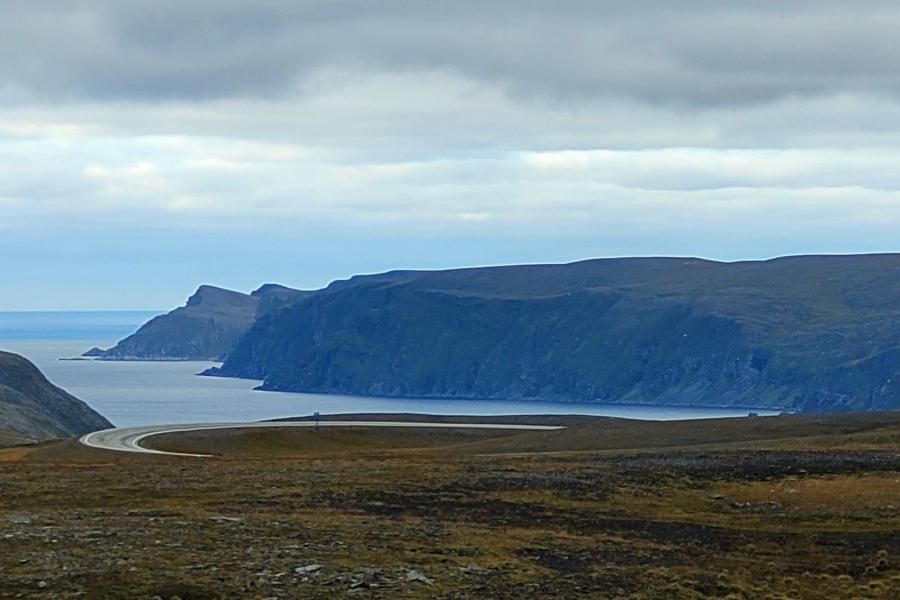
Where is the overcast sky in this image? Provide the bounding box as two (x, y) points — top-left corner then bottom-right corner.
(2, 1), (899, 309)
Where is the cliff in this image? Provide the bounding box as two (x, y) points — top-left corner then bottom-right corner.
(86, 284), (306, 361)
(210, 255), (900, 412)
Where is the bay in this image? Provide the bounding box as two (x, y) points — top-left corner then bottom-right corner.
(0, 311), (775, 427)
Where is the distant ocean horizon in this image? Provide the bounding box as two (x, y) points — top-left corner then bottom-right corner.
(0, 310), (161, 341)
(0, 311), (776, 427)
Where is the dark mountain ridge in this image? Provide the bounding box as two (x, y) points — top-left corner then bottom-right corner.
(209, 254), (900, 412)
(0, 351), (112, 442)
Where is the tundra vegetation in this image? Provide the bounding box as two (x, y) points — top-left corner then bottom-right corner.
(2, 412), (900, 598)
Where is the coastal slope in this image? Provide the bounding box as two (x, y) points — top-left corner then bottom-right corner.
(85, 284), (307, 361)
(212, 254), (900, 412)
(0, 351), (112, 443)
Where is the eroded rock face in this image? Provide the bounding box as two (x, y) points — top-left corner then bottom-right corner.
(0, 351), (111, 441)
(215, 255), (900, 412)
(86, 284), (308, 361)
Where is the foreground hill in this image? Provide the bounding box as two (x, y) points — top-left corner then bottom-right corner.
(86, 284), (307, 361)
(4, 411), (900, 598)
(211, 254), (900, 412)
(0, 351), (111, 443)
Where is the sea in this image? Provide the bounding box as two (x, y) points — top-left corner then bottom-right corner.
(0, 311), (775, 427)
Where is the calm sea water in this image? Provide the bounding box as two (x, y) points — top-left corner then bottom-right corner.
(0, 311), (774, 427)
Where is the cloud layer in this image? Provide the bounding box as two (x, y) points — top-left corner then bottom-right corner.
(4, 1), (900, 106)
(0, 1), (899, 307)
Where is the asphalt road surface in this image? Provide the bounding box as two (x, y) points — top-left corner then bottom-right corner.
(80, 421), (566, 457)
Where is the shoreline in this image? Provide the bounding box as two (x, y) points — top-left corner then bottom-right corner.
(201, 369), (790, 415)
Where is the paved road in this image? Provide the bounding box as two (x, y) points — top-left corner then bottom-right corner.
(79, 421), (566, 458)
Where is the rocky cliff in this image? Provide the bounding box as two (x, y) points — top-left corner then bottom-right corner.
(209, 255), (900, 412)
(86, 284), (306, 361)
(0, 351), (112, 442)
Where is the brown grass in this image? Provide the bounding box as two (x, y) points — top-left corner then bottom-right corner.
(144, 425), (522, 457)
(1, 412), (899, 598)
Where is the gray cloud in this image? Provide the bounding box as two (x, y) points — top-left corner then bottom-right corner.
(2, 1), (900, 106)
(2, 1), (900, 312)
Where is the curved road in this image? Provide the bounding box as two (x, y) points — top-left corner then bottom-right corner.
(79, 421), (566, 458)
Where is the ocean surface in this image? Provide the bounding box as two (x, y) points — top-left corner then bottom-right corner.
(0, 311), (775, 427)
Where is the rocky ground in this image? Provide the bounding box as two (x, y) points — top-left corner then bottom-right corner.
(1, 414), (900, 598)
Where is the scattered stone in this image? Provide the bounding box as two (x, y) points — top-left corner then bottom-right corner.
(460, 563), (486, 575)
(729, 500), (784, 513)
(9, 515), (33, 525)
(210, 515), (242, 524)
(348, 566), (383, 589)
(405, 569), (434, 585)
(294, 564), (322, 576)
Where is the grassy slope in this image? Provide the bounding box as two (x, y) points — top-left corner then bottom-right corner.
(0, 351), (112, 440)
(3, 411), (900, 598)
(138, 411), (900, 458)
(0, 429), (34, 448)
(143, 426), (525, 457)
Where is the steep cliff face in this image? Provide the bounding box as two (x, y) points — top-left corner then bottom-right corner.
(252, 283), (312, 315)
(212, 255), (900, 412)
(86, 284), (306, 361)
(0, 351), (112, 442)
